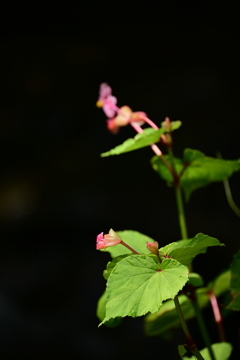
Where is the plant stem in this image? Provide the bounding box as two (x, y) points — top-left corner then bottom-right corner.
(191, 296), (216, 360)
(120, 240), (139, 254)
(167, 147), (188, 239)
(175, 185), (188, 239)
(174, 296), (205, 360)
(208, 291), (226, 342)
(216, 151), (240, 218)
(130, 123), (177, 180)
(159, 153), (178, 181)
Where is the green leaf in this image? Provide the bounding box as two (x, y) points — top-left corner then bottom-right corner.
(101, 121), (182, 157)
(101, 127), (165, 157)
(161, 120), (182, 132)
(100, 230), (155, 258)
(144, 292), (209, 337)
(181, 149), (240, 200)
(160, 233), (224, 266)
(188, 273), (204, 287)
(101, 255), (188, 324)
(178, 345), (187, 359)
(209, 270), (231, 297)
(96, 290), (122, 327)
(183, 342), (232, 360)
(151, 155), (182, 184)
(151, 148), (240, 200)
(226, 250), (240, 311)
(144, 270), (230, 337)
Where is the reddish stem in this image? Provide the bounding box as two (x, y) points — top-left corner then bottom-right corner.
(208, 291), (226, 342)
(120, 240), (139, 254)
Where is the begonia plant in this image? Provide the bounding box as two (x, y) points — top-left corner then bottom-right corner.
(95, 83), (240, 360)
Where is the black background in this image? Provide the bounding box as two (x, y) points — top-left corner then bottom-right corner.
(0, 1), (240, 359)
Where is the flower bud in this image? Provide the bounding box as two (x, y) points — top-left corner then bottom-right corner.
(146, 241), (159, 255)
(96, 229), (122, 250)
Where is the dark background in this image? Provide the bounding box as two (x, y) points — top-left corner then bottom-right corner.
(0, 1), (240, 359)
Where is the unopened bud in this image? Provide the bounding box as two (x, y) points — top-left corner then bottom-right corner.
(147, 241), (159, 255)
(96, 229), (122, 250)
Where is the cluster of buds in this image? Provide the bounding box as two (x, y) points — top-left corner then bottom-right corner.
(107, 105), (146, 134)
(96, 83), (156, 134)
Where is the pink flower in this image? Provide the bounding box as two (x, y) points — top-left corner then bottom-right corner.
(96, 229), (122, 250)
(96, 83), (117, 118)
(107, 106), (146, 134)
(147, 241), (159, 255)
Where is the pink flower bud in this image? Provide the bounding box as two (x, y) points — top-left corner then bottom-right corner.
(96, 229), (122, 250)
(146, 241), (159, 255)
(114, 106), (133, 126)
(106, 119), (119, 134)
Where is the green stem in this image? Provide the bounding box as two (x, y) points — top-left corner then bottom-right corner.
(216, 151), (240, 218)
(168, 147), (177, 175)
(192, 296), (216, 360)
(174, 296), (205, 360)
(175, 185), (188, 239)
(167, 147), (188, 239)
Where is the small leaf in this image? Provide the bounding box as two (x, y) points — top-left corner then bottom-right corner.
(188, 273), (204, 287)
(101, 255), (188, 324)
(161, 120), (182, 132)
(226, 250), (240, 311)
(183, 342), (232, 360)
(209, 270), (231, 297)
(101, 127), (165, 157)
(100, 230), (155, 258)
(160, 233), (224, 266)
(178, 344), (187, 359)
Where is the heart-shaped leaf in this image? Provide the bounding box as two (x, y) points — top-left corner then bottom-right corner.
(101, 255), (188, 324)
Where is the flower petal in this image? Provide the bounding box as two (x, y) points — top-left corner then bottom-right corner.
(99, 83), (112, 99)
(103, 104), (116, 118)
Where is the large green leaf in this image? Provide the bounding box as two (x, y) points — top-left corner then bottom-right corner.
(159, 233), (224, 266)
(144, 270), (230, 337)
(100, 121), (182, 157)
(183, 342), (232, 360)
(151, 148), (240, 200)
(101, 255), (188, 324)
(100, 230), (155, 258)
(226, 250), (240, 311)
